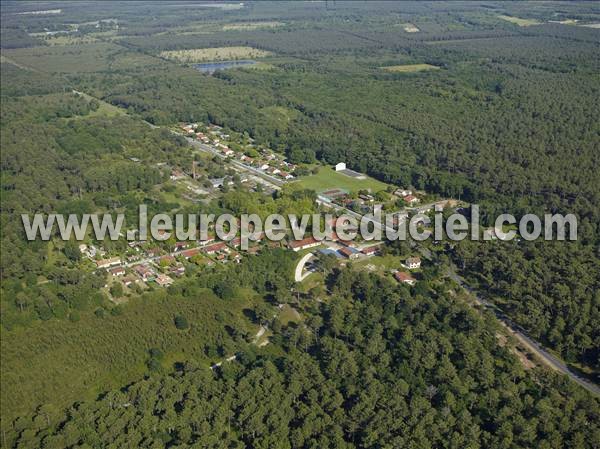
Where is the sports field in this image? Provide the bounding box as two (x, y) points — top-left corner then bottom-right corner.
(295, 166), (388, 194)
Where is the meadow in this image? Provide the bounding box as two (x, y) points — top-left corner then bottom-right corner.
(498, 15), (542, 26)
(381, 63), (440, 73)
(295, 166), (388, 194)
(159, 46), (272, 62)
(223, 21), (285, 31)
(3, 42), (162, 72)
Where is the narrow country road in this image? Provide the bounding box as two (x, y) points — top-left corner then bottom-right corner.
(210, 325), (267, 370)
(447, 266), (600, 396)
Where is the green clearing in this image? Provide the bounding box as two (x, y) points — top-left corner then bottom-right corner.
(3, 43), (161, 73)
(498, 15), (541, 26)
(258, 105), (301, 124)
(278, 304), (302, 325)
(72, 90), (127, 118)
(29, 33), (99, 45)
(159, 46), (272, 63)
(294, 166), (388, 194)
(223, 21), (285, 31)
(353, 254), (406, 273)
(381, 63), (440, 73)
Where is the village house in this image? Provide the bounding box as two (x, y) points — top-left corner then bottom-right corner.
(395, 271), (416, 286)
(155, 274), (174, 287)
(335, 162), (347, 171)
(170, 169), (185, 181)
(394, 189), (412, 198)
(289, 236), (320, 252)
(109, 266), (126, 277)
(403, 194), (420, 206)
(390, 212), (409, 226)
(339, 247), (360, 260)
(198, 236), (216, 246)
(203, 242), (227, 255)
(180, 247), (202, 259)
(361, 245), (382, 256)
(406, 257), (421, 269)
(174, 241), (190, 251)
(170, 266), (186, 277)
(220, 147), (234, 157)
(122, 275), (139, 287)
(96, 257), (121, 269)
(159, 255), (175, 265)
(146, 247), (161, 258)
(134, 264), (155, 282)
(181, 123), (197, 133)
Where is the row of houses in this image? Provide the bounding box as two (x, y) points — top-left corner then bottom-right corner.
(181, 122), (298, 181)
(394, 256), (422, 286)
(393, 188), (420, 206)
(109, 262), (177, 285)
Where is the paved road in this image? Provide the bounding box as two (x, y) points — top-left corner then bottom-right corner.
(295, 252), (315, 282)
(447, 266), (600, 396)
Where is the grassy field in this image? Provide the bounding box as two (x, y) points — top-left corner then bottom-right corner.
(295, 166), (388, 194)
(72, 90), (127, 118)
(382, 63), (440, 73)
(498, 15), (541, 26)
(259, 105), (301, 124)
(353, 254), (406, 273)
(223, 21), (285, 31)
(3, 42), (161, 72)
(29, 33), (99, 45)
(278, 304), (302, 325)
(159, 46), (272, 62)
(402, 23), (420, 33)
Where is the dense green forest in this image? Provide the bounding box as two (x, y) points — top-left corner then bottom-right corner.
(1, 1), (599, 447)
(7, 269), (600, 448)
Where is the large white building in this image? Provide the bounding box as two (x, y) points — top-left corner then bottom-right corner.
(335, 162), (346, 171)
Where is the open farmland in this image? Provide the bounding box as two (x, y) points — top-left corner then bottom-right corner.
(159, 46), (272, 62)
(381, 63), (440, 73)
(498, 15), (542, 26)
(223, 21), (285, 31)
(2, 42), (162, 72)
(28, 33), (99, 45)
